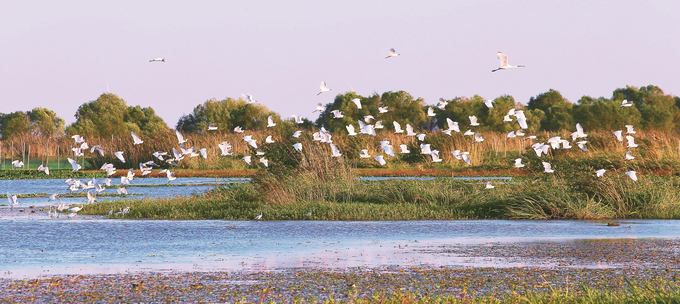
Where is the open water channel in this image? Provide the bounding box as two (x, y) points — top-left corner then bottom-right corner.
(1, 177), (679, 280)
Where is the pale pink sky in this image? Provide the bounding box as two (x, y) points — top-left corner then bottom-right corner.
(1, 1), (678, 127)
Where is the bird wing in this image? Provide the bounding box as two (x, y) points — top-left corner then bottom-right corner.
(497, 52), (509, 67)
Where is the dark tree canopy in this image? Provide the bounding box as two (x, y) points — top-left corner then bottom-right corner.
(176, 97), (282, 133)
(0, 108), (65, 139)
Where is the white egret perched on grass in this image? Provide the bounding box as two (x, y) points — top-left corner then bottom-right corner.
(542, 162), (554, 173)
(114, 151), (125, 163)
(331, 110), (344, 118)
(267, 116), (276, 127)
(317, 81), (331, 96)
(359, 149), (371, 158)
(374, 155), (386, 166)
(393, 121), (404, 134)
(485, 181), (495, 189)
(468, 116), (480, 126)
(514, 158), (525, 168)
(242, 94), (256, 104)
(293, 143), (303, 151)
(149, 58), (165, 62)
(306, 209), (312, 217)
(131, 132), (144, 145)
(385, 48), (400, 59)
(67, 158), (81, 172)
(621, 99), (633, 107)
(625, 171), (638, 181)
(38, 164), (50, 175)
(626, 136), (638, 148)
(492, 51), (525, 72)
(595, 169), (606, 177)
(254, 212), (263, 220)
(313, 103), (326, 113)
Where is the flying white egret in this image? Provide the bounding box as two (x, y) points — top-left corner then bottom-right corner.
(561, 139), (572, 149)
(242, 94), (256, 104)
(625, 125), (636, 134)
(346, 124), (357, 136)
(474, 133), (484, 143)
(7, 192), (18, 210)
(393, 121), (404, 134)
(176, 130), (188, 144)
(38, 164), (50, 175)
(233, 126), (244, 133)
(399, 144), (410, 154)
(199, 148), (207, 159)
(542, 162), (554, 173)
(330, 144), (342, 157)
(577, 140), (588, 151)
(331, 110), (344, 118)
(514, 158), (525, 168)
(254, 211), (263, 220)
(291, 115), (304, 124)
(121, 176), (131, 185)
(492, 51), (525, 72)
(374, 120), (384, 129)
(595, 169), (606, 177)
(451, 150), (462, 160)
(461, 152), (471, 165)
(317, 81), (331, 96)
(613, 130), (623, 142)
(218, 141), (232, 156)
(166, 171), (176, 182)
(208, 123), (217, 131)
(405, 124), (416, 136)
(131, 132), (144, 145)
(484, 99), (493, 109)
(427, 107), (435, 117)
(416, 134), (426, 141)
(625, 171), (638, 181)
(91, 145), (105, 157)
(149, 58), (165, 62)
(293, 143), (303, 151)
(430, 150), (443, 163)
(446, 119), (460, 133)
(626, 136), (638, 148)
(243, 156), (252, 165)
(363, 115), (375, 123)
(351, 98), (362, 109)
(625, 151), (635, 160)
(71, 134), (85, 144)
(11, 160), (24, 168)
(114, 151), (125, 163)
(382, 144), (395, 157)
(265, 136), (275, 144)
(621, 99), (633, 107)
(67, 157), (82, 172)
(437, 98), (448, 110)
(507, 131), (516, 138)
(378, 106), (389, 113)
(359, 149), (371, 158)
(385, 48), (399, 59)
(464, 129), (474, 136)
(515, 111), (528, 129)
(313, 103), (326, 113)
(70, 204), (83, 213)
(503, 115), (513, 122)
(267, 116), (276, 127)
(256, 149), (265, 156)
(516, 130), (525, 137)
(259, 158), (269, 167)
(469, 116), (480, 126)
(292, 131), (302, 138)
(374, 155), (386, 166)
(485, 181), (495, 189)
(419, 144), (432, 154)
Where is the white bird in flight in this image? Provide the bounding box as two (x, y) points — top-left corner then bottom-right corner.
(267, 116), (276, 127)
(613, 130), (623, 142)
(621, 99), (634, 107)
(626, 136), (638, 148)
(149, 58), (165, 62)
(625, 151), (635, 160)
(67, 157), (81, 172)
(346, 124), (357, 136)
(625, 171), (638, 181)
(514, 158), (525, 168)
(542, 162), (554, 173)
(399, 144), (410, 154)
(595, 169), (606, 177)
(38, 164), (50, 175)
(485, 181), (495, 189)
(176, 130), (188, 144)
(393, 121), (404, 134)
(359, 149), (371, 158)
(492, 51), (525, 72)
(317, 81), (331, 96)
(625, 125), (636, 134)
(331, 110), (344, 118)
(313, 103), (326, 113)
(385, 48), (400, 59)
(292, 130), (302, 138)
(242, 94), (256, 104)
(351, 98), (362, 109)
(114, 151), (126, 163)
(484, 99), (493, 109)
(293, 143), (303, 151)
(469, 116), (480, 126)
(131, 132), (143, 145)
(374, 155), (386, 166)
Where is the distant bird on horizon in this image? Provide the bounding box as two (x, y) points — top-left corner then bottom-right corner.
(492, 51), (524, 72)
(149, 58), (165, 62)
(385, 48), (400, 59)
(242, 94), (257, 104)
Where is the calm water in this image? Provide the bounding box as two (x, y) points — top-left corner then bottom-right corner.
(2, 219), (679, 278)
(0, 177), (249, 207)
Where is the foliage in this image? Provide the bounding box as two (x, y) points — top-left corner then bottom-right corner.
(0, 108), (65, 139)
(176, 97), (285, 133)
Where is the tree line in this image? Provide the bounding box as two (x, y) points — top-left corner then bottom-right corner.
(1, 85), (678, 141)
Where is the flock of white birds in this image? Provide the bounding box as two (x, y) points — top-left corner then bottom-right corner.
(5, 50), (641, 220)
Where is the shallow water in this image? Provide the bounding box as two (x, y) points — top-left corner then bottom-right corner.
(2, 219), (679, 279)
(0, 177), (249, 207)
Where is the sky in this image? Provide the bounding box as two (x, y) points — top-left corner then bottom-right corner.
(1, 0), (679, 127)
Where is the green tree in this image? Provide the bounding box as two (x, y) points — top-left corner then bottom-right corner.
(176, 97), (281, 133)
(573, 96), (641, 131)
(613, 85), (679, 132)
(27, 108), (65, 137)
(0, 111), (30, 139)
(67, 93), (168, 139)
(527, 89), (574, 131)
